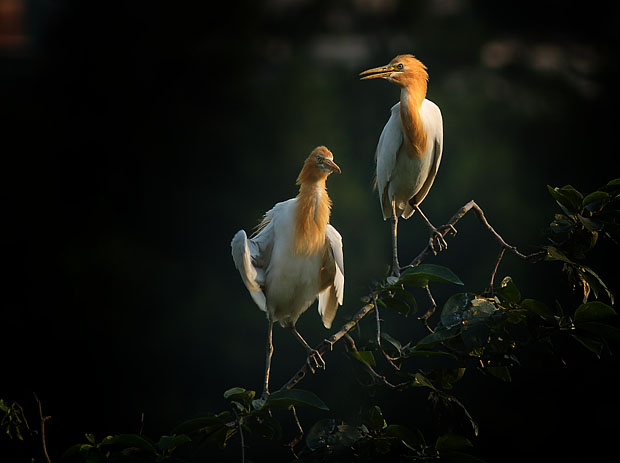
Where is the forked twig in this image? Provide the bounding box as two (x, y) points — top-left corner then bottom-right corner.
(34, 394), (52, 463)
(403, 200), (543, 270)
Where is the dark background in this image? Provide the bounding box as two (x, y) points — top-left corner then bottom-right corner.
(2, 0), (619, 461)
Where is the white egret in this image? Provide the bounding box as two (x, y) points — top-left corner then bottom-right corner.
(361, 54), (451, 277)
(231, 146), (344, 398)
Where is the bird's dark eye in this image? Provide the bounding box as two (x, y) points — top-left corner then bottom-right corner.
(397, 63), (404, 70)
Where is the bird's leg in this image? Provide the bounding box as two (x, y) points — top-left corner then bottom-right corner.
(288, 324), (325, 373)
(390, 200), (401, 278)
(262, 314), (274, 400)
(414, 205), (453, 254)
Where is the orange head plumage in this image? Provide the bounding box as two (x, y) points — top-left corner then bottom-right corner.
(360, 54), (428, 103)
(294, 146), (341, 256)
(361, 54), (430, 158)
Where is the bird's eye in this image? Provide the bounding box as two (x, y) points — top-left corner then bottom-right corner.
(397, 63), (404, 71)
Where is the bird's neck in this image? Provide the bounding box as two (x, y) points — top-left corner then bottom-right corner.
(400, 87), (428, 159)
(294, 179), (331, 256)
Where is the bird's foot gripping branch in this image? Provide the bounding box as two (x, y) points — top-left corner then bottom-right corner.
(15, 179), (617, 462)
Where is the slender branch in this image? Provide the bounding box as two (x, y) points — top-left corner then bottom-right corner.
(288, 405), (304, 460)
(404, 200), (543, 270)
(276, 302), (375, 392)
(232, 409), (245, 463)
(489, 247), (506, 296)
(34, 393), (52, 463)
(342, 334), (408, 389)
(420, 286), (437, 332)
(373, 292), (401, 369)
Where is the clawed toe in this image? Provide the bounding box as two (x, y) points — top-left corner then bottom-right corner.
(306, 349), (325, 373)
(428, 231), (447, 254)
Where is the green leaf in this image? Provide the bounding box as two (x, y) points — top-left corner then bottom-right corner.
(468, 298), (497, 318)
(380, 331), (402, 353)
(441, 293), (474, 328)
(606, 178), (620, 187)
(352, 350), (376, 367)
(583, 191), (610, 212)
(223, 387), (246, 399)
(548, 185), (583, 214)
(578, 322), (620, 342)
(578, 215), (602, 232)
(365, 405), (387, 432)
(571, 334), (603, 358)
(398, 264), (464, 287)
(581, 266), (615, 305)
(266, 389), (329, 411)
(574, 301), (616, 323)
(486, 366), (512, 382)
(379, 294), (410, 317)
(521, 299), (555, 321)
(544, 246), (574, 264)
(411, 372), (437, 390)
(392, 287), (418, 315)
(416, 326), (461, 348)
(495, 276), (521, 304)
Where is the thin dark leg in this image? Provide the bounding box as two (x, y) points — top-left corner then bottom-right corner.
(289, 324), (325, 372)
(262, 314), (274, 399)
(391, 200), (400, 277)
(414, 205), (455, 253)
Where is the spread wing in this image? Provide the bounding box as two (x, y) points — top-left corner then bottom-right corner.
(231, 208), (277, 312)
(318, 224), (344, 329)
(376, 102), (404, 220)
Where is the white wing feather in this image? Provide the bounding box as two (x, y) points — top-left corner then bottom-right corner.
(375, 102), (404, 219)
(231, 206), (279, 313)
(318, 224), (345, 329)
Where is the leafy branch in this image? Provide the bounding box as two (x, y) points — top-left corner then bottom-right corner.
(5, 179), (618, 462)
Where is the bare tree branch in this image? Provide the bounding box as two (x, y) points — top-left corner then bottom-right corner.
(403, 200), (544, 270)
(373, 292), (402, 369)
(489, 247), (507, 296)
(276, 301), (375, 392)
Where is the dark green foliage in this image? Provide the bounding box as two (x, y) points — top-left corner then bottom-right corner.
(3, 180), (618, 462)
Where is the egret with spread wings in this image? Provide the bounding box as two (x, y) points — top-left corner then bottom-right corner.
(231, 146), (344, 398)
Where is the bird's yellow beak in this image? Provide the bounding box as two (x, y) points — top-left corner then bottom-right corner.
(325, 159), (341, 174)
(359, 64), (395, 80)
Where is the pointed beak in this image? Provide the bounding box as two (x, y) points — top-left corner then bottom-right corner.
(360, 64), (394, 80)
(325, 159), (341, 174)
